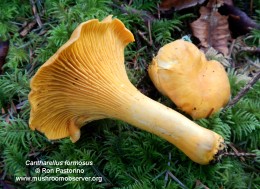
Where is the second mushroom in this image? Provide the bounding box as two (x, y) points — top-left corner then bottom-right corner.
(148, 40), (231, 119)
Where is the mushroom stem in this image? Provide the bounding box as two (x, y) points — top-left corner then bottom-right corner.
(110, 84), (225, 165)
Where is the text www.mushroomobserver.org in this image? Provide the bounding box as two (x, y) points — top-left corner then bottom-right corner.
(15, 176), (102, 182)
(15, 160), (102, 182)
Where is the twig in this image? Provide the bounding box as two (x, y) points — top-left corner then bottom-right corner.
(228, 143), (245, 161)
(196, 180), (210, 189)
(153, 153), (188, 189)
(157, 3), (161, 19)
(245, 57), (260, 69)
(30, 0), (43, 28)
(134, 31), (142, 50)
(111, 1), (155, 22)
(250, 0), (253, 15)
(215, 145), (257, 162)
(218, 152), (257, 158)
(147, 21), (153, 45)
(239, 46), (260, 54)
(167, 171), (188, 189)
(164, 153), (188, 189)
(225, 71), (260, 109)
(19, 20), (37, 37)
(137, 30), (153, 46)
(228, 39), (236, 58)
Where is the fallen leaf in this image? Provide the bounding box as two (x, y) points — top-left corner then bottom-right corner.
(160, 0), (206, 10)
(190, 6), (230, 55)
(0, 40), (9, 74)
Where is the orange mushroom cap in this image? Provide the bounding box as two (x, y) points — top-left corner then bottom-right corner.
(148, 39), (231, 119)
(29, 16), (135, 142)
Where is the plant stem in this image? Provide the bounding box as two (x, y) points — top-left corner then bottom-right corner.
(225, 71), (260, 109)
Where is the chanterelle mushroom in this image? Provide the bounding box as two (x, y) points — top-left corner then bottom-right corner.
(29, 16), (225, 165)
(148, 39), (231, 119)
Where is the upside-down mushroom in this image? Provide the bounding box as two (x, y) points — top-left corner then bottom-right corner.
(29, 16), (225, 165)
(148, 40), (231, 120)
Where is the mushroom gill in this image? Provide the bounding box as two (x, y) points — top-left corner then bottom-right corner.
(29, 16), (135, 142)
